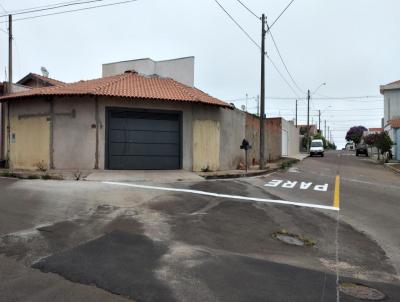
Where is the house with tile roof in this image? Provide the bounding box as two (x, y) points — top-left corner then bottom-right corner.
(17, 72), (66, 88)
(380, 80), (400, 160)
(0, 68), (256, 171)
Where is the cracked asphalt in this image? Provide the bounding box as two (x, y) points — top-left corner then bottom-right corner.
(0, 150), (399, 301)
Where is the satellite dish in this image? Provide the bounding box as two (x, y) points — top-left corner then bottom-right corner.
(41, 66), (49, 78)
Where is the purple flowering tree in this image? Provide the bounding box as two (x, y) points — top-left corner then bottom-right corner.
(345, 126), (367, 145)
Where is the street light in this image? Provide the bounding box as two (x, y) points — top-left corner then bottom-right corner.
(307, 83), (326, 152)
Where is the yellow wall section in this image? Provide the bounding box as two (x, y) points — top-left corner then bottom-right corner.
(193, 120), (220, 171)
(10, 116), (50, 170)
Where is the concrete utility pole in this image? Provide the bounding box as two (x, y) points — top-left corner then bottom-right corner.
(259, 13), (266, 169)
(328, 126), (330, 142)
(8, 14), (12, 88)
(318, 110), (321, 133)
(295, 99), (298, 127)
(306, 89), (310, 152)
(324, 120), (327, 137)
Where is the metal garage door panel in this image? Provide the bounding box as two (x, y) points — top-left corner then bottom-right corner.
(109, 143), (180, 156)
(109, 129), (180, 144)
(107, 109), (181, 170)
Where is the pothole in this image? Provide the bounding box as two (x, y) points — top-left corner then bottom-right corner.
(339, 282), (386, 300)
(272, 230), (316, 247)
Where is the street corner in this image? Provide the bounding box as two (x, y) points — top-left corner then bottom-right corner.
(246, 170), (339, 210)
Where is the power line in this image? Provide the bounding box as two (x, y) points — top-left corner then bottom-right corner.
(3, 0), (88, 14)
(212, 0), (260, 49)
(234, 0), (259, 19)
(268, 0), (296, 31)
(0, 0), (106, 17)
(266, 21), (305, 94)
(0, 0), (137, 23)
(267, 56), (299, 96)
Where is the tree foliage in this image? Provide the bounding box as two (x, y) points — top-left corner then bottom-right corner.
(364, 133), (377, 146)
(345, 126), (367, 145)
(375, 131), (394, 154)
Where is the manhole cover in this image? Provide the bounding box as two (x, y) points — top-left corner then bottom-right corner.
(339, 283), (386, 300)
(275, 234), (305, 246)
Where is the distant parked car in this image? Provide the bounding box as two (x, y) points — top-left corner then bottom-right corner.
(310, 139), (324, 157)
(356, 143), (368, 156)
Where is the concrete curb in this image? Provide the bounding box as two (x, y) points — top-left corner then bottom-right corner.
(384, 164), (400, 175)
(199, 168), (280, 180)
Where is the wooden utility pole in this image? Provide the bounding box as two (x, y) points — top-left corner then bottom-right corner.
(295, 99), (298, 127)
(8, 15), (12, 88)
(324, 120), (327, 137)
(259, 13), (266, 169)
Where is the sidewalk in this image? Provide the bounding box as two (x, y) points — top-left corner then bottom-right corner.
(198, 156), (304, 180)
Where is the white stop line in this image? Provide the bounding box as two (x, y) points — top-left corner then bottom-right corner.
(103, 181), (339, 211)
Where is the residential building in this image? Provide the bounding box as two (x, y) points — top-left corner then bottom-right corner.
(102, 57), (194, 87)
(380, 80), (400, 160)
(0, 71), (245, 171)
(0, 73), (63, 164)
(17, 73), (65, 88)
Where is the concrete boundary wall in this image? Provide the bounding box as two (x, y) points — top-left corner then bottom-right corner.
(3, 97), (299, 171)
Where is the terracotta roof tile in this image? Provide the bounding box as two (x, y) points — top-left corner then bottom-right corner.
(1, 72), (231, 108)
(388, 119), (400, 128)
(368, 128), (383, 132)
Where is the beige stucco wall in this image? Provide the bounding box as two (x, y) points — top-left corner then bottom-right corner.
(10, 116), (50, 170)
(192, 120), (220, 171)
(7, 99), (50, 170)
(4, 96), (247, 171)
(53, 97), (96, 170)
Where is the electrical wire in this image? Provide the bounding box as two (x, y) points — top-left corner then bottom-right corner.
(267, 22), (305, 94)
(0, 0), (138, 23)
(268, 0), (296, 31)
(234, 0), (259, 19)
(267, 56), (301, 96)
(212, 0), (260, 49)
(0, 0), (107, 17)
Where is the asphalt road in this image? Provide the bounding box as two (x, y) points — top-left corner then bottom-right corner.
(0, 150), (399, 302)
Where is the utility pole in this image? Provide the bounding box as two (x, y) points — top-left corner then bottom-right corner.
(8, 14), (12, 88)
(324, 120), (327, 137)
(259, 13), (266, 169)
(318, 110), (321, 133)
(328, 126), (330, 142)
(295, 99), (298, 127)
(307, 89), (310, 152)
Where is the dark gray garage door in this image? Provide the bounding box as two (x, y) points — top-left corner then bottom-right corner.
(107, 109), (181, 170)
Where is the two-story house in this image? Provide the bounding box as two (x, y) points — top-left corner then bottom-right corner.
(380, 80), (400, 160)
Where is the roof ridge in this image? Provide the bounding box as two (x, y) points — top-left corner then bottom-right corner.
(167, 78), (199, 101)
(92, 73), (132, 94)
(30, 72), (66, 85)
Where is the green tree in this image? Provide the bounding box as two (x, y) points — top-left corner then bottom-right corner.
(375, 131), (394, 157)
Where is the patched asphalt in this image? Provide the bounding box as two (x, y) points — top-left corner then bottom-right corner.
(1, 151), (400, 301)
(32, 231), (176, 302)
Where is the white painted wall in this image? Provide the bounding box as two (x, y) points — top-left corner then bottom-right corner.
(281, 119), (300, 156)
(383, 89), (400, 125)
(102, 57), (195, 87)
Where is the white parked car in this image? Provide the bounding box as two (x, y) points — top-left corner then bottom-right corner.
(310, 139), (324, 157)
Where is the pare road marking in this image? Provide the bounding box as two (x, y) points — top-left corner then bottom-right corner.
(264, 179), (329, 192)
(103, 181), (339, 211)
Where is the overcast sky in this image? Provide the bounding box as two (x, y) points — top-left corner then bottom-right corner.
(1, 0), (398, 147)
